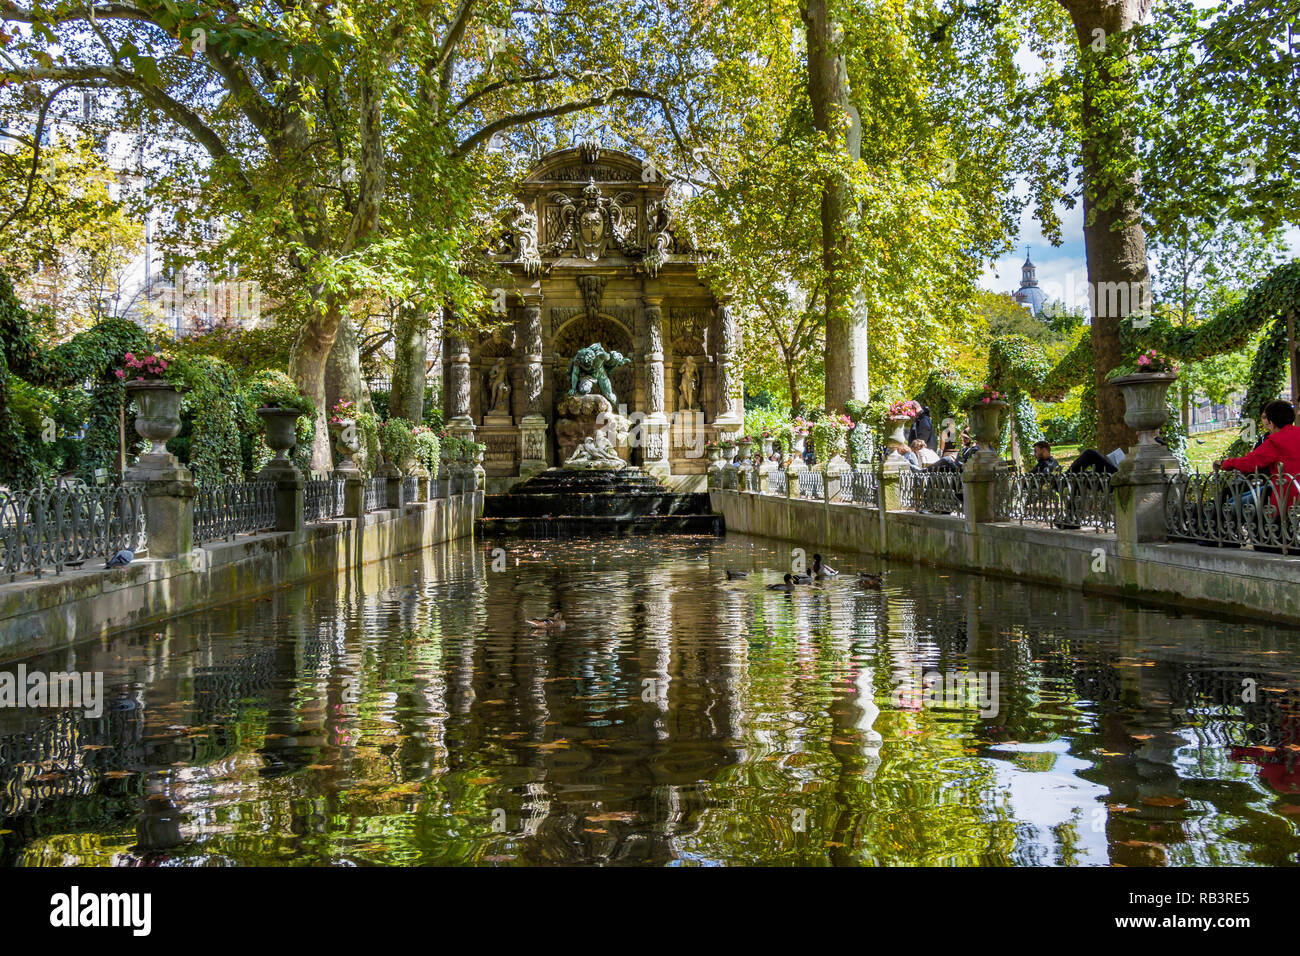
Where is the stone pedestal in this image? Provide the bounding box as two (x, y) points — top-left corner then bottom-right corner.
(408, 463), (430, 503)
(378, 461), (403, 509)
(256, 458), (305, 532)
(961, 457), (1008, 528)
(479, 420), (520, 477)
(125, 454), (195, 559)
(641, 416), (671, 479)
(343, 474), (365, 519)
(519, 413), (549, 477)
(1114, 457), (1178, 545)
(879, 459), (907, 512)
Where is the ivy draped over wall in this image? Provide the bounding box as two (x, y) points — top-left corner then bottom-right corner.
(920, 260), (1300, 466)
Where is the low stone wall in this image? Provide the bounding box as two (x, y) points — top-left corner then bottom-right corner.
(0, 494), (479, 659)
(712, 488), (1300, 625)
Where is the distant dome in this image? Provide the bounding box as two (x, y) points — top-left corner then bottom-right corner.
(1013, 248), (1046, 315)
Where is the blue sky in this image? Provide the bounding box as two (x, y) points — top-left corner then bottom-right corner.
(978, 197), (1300, 305)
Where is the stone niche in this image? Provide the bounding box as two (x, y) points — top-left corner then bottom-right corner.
(444, 142), (743, 488)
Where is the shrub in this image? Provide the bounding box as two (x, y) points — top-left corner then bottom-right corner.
(379, 416), (417, 467)
(412, 426), (441, 473)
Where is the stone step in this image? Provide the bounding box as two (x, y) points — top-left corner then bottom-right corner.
(483, 491), (714, 519)
(477, 514), (725, 538)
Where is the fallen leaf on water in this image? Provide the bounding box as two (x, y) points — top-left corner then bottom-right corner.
(586, 811), (636, 823)
(1096, 750), (1125, 757)
(1131, 734), (1154, 740)
(306, 764), (333, 771)
(1140, 796), (1187, 808)
(582, 827), (607, 834)
(103, 771), (134, 779)
(1119, 839), (1164, 849)
(263, 734), (287, 739)
(31, 773), (64, 782)
(80, 744), (112, 751)
(1106, 804), (1140, 814)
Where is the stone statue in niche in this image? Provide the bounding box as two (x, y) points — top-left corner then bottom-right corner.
(485, 357), (511, 419)
(568, 342), (630, 405)
(679, 354), (699, 411)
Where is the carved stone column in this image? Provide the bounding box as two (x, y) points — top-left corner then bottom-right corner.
(446, 333), (475, 441)
(519, 293), (548, 477)
(714, 298), (743, 429)
(641, 295), (670, 478)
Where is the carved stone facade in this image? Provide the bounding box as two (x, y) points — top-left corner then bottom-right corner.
(445, 145), (737, 483)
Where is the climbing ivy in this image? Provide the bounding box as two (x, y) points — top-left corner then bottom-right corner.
(919, 260), (1300, 467)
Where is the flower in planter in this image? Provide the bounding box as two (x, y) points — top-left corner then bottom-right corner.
(973, 386), (1004, 405)
(329, 399), (358, 426)
(116, 351), (173, 383)
(1109, 349), (1178, 379)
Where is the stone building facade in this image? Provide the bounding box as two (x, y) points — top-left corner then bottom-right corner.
(442, 144), (743, 489)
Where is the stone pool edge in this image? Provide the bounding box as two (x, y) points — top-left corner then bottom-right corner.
(712, 488), (1300, 626)
(0, 493), (478, 660)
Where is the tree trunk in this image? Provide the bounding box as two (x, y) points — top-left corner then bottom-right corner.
(803, 0), (869, 415)
(289, 294), (344, 472)
(389, 303), (429, 423)
(326, 314), (374, 416)
(1059, 0), (1151, 452)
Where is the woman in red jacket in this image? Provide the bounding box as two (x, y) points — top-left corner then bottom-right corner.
(1215, 400), (1300, 512)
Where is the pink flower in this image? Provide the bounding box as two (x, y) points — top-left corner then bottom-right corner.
(136, 376), (144, 381)
(125, 352), (135, 362)
(114, 369), (125, 379)
(1137, 354), (1150, 366)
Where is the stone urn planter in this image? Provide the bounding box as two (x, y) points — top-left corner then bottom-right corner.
(966, 400), (1007, 458)
(720, 438), (737, 462)
(790, 434), (806, 458)
(126, 380), (184, 458)
(257, 407), (302, 462)
(1112, 371), (1178, 467)
(762, 436), (774, 459)
(738, 437), (754, 461)
(883, 415), (913, 449)
(331, 418), (362, 473)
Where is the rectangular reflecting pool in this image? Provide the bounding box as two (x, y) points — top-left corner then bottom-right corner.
(1, 534), (1298, 866)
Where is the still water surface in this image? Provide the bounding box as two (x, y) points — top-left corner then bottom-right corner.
(2, 534), (1299, 866)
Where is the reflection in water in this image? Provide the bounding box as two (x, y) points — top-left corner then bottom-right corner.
(1, 534), (1298, 866)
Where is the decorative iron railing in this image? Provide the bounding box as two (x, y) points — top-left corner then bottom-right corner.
(718, 465), (738, 490)
(193, 481), (277, 544)
(769, 469), (788, 496)
(900, 470), (964, 516)
(0, 482), (147, 580)
(999, 472), (1115, 532)
(796, 470), (823, 499)
(304, 475), (347, 523)
(837, 469), (879, 507)
(402, 475), (418, 503)
(1165, 469), (1300, 553)
(365, 476), (388, 512)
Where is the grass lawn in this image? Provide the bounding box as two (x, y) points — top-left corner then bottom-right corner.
(1051, 427), (1240, 472)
